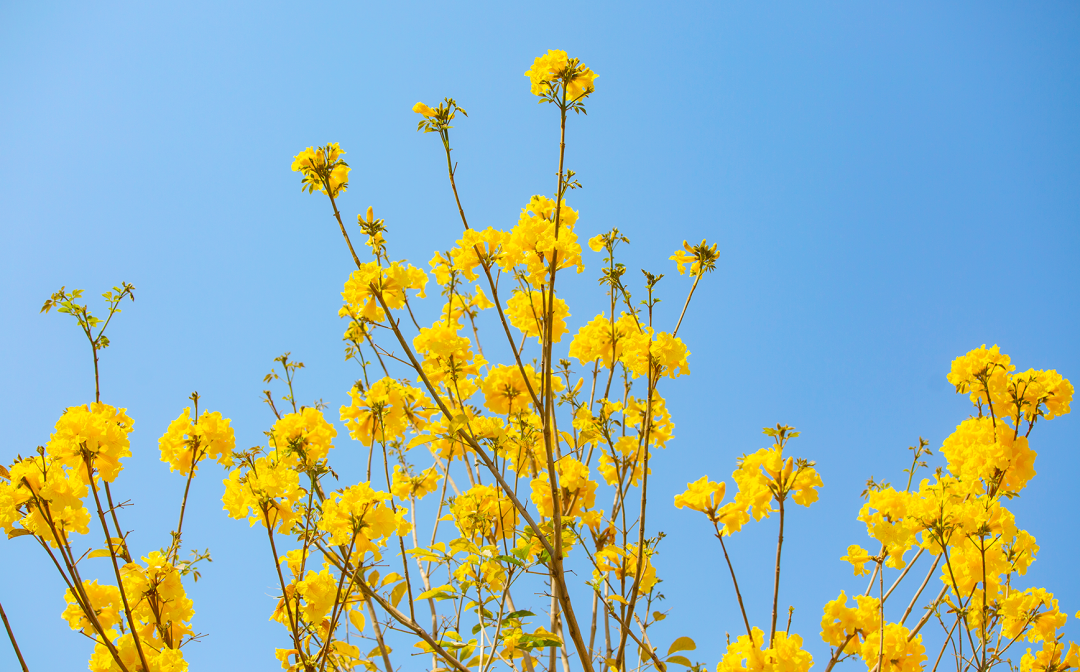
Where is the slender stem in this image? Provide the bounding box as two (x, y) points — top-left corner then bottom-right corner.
(327, 191), (363, 270)
(907, 584), (948, 641)
(85, 458), (152, 672)
(883, 547), (924, 603)
(714, 526), (754, 640)
(317, 539), (357, 672)
(672, 271), (702, 338)
(364, 593), (395, 672)
(878, 557), (885, 672)
(900, 554), (941, 626)
(0, 599), (29, 672)
(101, 483), (131, 563)
(769, 496), (786, 647)
(31, 495), (129, 670)
(931, 617), (961, 672)
(615, 368), (658, 667)
(264, 511), (304, 655)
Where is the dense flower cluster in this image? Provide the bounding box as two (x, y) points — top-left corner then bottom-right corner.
(10, 50), (1076, 672)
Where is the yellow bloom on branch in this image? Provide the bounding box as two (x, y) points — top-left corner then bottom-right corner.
(673, 475), (726, 522)
(524, 50), (597, 101)
(291, 143), (350, 198)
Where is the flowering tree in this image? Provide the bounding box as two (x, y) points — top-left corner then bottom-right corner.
(1, 50), (1076, 672)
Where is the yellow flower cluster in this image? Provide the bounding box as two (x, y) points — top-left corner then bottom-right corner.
(1020, 641), (1080, 672)
(2, 404), (139, 545)
(319, 482), (410, 552)
(48, 402), (134, 483)
(594, 544), (657, 595)
(481, 364), (543, 416)
(568, 313), (650, 374)
(433, 227), (509, 282)
(412, 320), (485, 395)
(65, 552), (195, 672)
(673, 475), (726, 522)
(947, 345), (1073, 424)
(390, 465), (441, 500)
(452, 484), (518, 543)
(715, 627), (813, 672)
(291, 143), (350, 198)
(530, 456), (599, 527)
(2, 454), (90, 544)
(340, 377), (432, 446)
(858, 623), (927, 672)
(222, 452), (304, 532)
(675, 428), (820, 541)
(506, 289), (570, 344)
(269, 407), (337, 468)
(340, 260), (427, 322)
(507, 195), (584, 286)
(524, 49), (598, 101)
(820, 590), (881, 646)
(670, 239), (720, 276)
(940, 416), (1035, 495)
(158, 407), (235, 474)
(569, 316), (690, 379)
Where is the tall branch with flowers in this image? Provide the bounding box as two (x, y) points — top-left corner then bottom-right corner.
(1, 50), (1076, 672)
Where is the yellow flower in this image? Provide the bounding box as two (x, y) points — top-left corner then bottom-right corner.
(340, 377), (433, 446)
(222, 452), (305, 533)
(291, 143), (349, 198)
(481, 364), (541, 416)
(340, 261), (427, 322)
(530, 457), (598, 523)
(159, 407), (236, 474)
(594, 545), (657, 595)
(524, 50), (597, 101)
(841, 544), (873, 576)
(859, 623), (926, 672)
(412, 101), (437, 118)
(716, 627), (813, 672)
(390, 465), (441, 500)
(319, 482), (409, 551)
(501, 195), (584, 286)
(670, 239), (719, 276)
(47, 402), (134, 484)
(674, 476), (726, 522)
(451, 484), (518, 543)
(506, 289), (570, 344)
(270, 407), (337, 468)
(296, 568), (338, 624)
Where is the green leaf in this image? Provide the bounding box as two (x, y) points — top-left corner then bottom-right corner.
(6, 528), (31, 539)
(88, 548), (113, 559)
(666, 655), (693, 667)
(667, 637), (696, 656)
(505, 610), (534, 620)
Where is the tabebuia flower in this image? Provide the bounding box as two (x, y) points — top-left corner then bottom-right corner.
(318, 481), (410, 552)
(291, 143), (350, 198)
(524, 49), (598, 101)
(48, 402), (134, 483)
(339, 261), (427, 322)
(159, 407), (235, 474)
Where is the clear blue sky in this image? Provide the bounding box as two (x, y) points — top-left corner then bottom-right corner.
(2, 2), (1078, 670)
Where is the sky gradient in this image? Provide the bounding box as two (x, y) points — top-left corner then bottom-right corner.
(1, 2), (1078, 670)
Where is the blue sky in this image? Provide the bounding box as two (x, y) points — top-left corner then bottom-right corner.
(1, 2), (1078, 670)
